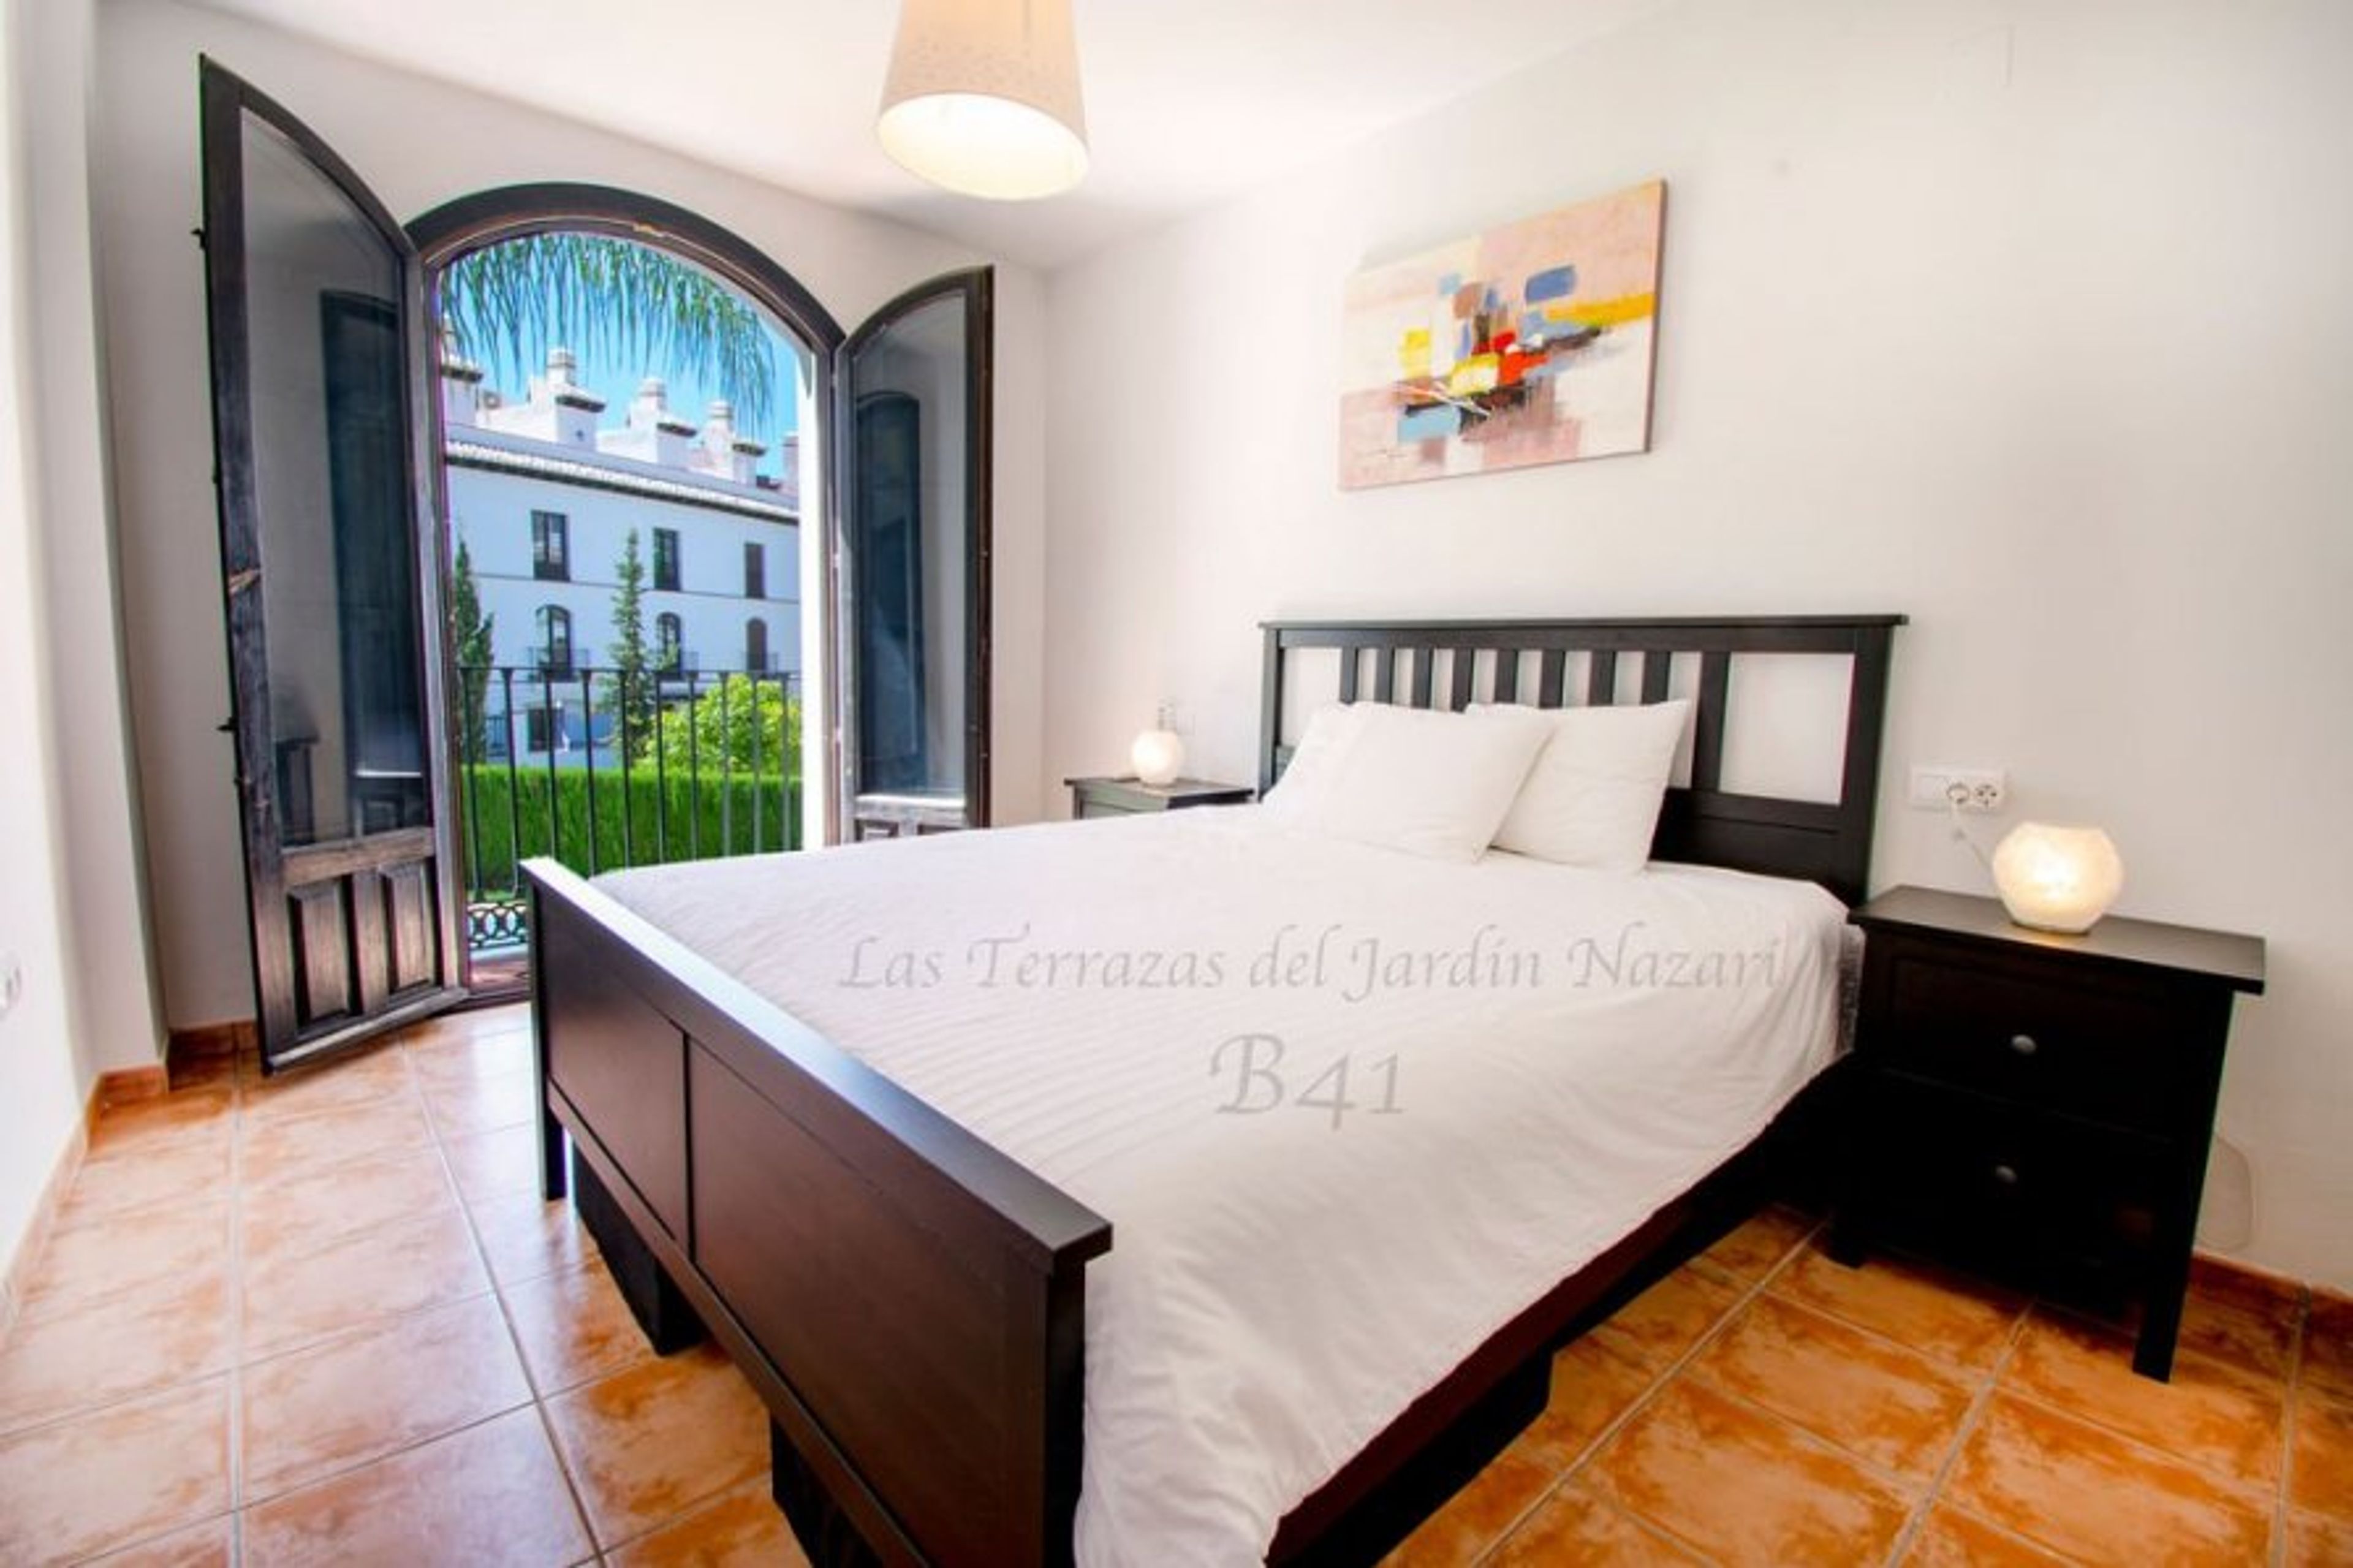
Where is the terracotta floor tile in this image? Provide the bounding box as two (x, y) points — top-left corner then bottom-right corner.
(422, 1065), (543, 1140)
(545, 1343), (768, 1548)
(85, 1089), (235, 1164)
(82, 1513), (236, 1567)
(1900, 1505), (2073, 1566)
(2294, 1390), (2353, 1521)
(239, 1045), (414, 1125)
(1489, 1480), (1704, 1566)
(607, 1480), (810, 1568)
(1769, 1244), (2025, 1371)
(1581, 1376), (1914, 1567)
(240, 1205), (489, 1360)
(1700, 1206), (1818, 1285)
(19, 1192), (232, 1320)
(1946, 1392), (2272, 1564)
(407, 1025), (535, 1089)
(444, 1122), (550, 1208)
(165, 1048), (240, 1093)
(398, 1006), (529, 1051)
(503, 1260), (658, 1397)
(237, 1093), (435, 1185)
(238, 1142), (460, 1265)
(0, 1266), (232, 1435)
(2305, 1290), (2353, 1404)
(1589, 1264), (1745, 1374)
(2286, 1507), (2353, 1567)
(1688, 1292), (1976, 1480)
(1381, 1430), (1559, 1567)
(241, 1293), (532, 1500)
(470, 1189), (596, 1288)
(1528, 1333), (1662, 1470)
(55, 1138), (232, 1226)
(242, 1406), (591, 1567)
(2003, 1309), (2284, 1490)
(2169, 1262), (2304, 1381)
(0, 1377), (232, 1565)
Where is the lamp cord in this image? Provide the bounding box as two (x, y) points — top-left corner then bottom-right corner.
(1945, 791), (1995, 874)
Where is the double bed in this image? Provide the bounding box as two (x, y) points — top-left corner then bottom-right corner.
(525, 613), (1904, 1566)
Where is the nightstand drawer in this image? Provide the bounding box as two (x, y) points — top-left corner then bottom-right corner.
(1879, 950), (2183, 1132)
(1861, 1074), (2165, 1297)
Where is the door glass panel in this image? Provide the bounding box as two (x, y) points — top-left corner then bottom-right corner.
(240, 113), (427, 846)
(848, 295), (967, 805)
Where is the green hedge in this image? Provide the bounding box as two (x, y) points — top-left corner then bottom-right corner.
(458, 762), (801, 895)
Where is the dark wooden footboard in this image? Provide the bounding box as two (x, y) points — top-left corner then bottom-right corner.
(525, 858), (1112, 1567)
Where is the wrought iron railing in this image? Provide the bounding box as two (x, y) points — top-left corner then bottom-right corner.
(455, 662), (803, 960)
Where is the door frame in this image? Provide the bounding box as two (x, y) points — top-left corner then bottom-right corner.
(198, 59), (467, 1065)
(409, 186), (849, 985)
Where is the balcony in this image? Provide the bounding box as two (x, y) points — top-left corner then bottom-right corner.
(455, 662), (804, 966)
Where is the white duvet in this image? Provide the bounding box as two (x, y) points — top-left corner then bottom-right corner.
(597, 806), (1846, 1566)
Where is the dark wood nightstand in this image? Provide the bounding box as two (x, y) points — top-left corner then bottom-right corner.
(1833, 885), (2264, 1381)
(1066, 776), (1254, 820)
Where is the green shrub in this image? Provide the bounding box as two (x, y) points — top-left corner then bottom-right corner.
(456, 761), (801, 895)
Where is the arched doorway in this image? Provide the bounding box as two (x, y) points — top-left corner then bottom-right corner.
(408, 186), (991, 991)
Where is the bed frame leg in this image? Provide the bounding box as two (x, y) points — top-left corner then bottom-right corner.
(537, 1104), (568, 1202)
(572, 1158), (705, 1355)
(771, 1420), (884, 1568)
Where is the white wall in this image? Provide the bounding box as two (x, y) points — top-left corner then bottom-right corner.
(91, 0), (1051, 1028)
(0, 0), (107, 1293)
(449, 463), (801, 684)
(1042, 0), (2353, 1285)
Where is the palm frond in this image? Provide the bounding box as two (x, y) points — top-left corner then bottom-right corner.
(438, 234), (781, 430)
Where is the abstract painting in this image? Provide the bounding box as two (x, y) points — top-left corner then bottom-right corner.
(1339, 181), (1665, 489)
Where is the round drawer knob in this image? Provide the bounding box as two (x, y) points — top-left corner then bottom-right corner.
(1991, 1163), (2021, 1187)
(2009, 1033), (2039, 1058)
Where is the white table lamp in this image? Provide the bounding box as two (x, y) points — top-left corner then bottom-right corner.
(1991, 822), (2124, 934)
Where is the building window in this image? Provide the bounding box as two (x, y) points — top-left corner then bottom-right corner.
(524, 705), (564, 754)
(531, 510), (570, 581)
(535, 604), (574, 679)
(744, 540), (765, 600)
(656, 612), (683, 672)
(745, 616), (770, 674)
(653, 528), (681, 591)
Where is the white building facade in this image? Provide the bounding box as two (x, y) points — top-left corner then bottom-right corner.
(442, 349), (801, 764)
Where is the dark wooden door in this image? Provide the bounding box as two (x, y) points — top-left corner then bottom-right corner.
(199, 61), (464, 1068)
(836, 270), (993, 841)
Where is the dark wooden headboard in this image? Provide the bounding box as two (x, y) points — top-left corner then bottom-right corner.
(1258, 615), (1905, 905)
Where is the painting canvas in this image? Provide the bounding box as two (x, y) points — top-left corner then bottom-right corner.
(1339, 181), (1665, 489)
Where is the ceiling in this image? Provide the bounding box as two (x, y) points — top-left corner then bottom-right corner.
(184, 0), (1665, 269)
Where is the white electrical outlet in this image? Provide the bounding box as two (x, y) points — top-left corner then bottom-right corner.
(0, 952), (21, 1021)
(1907, 765), (2008, 812)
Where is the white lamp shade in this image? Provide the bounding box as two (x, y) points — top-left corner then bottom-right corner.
(878, 0), (1089, 200)
(1991, 822), (2124, 934)
(1131, 728), (1185, 787)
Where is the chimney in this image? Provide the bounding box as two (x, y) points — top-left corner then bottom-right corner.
(438, 348), (484, 430)
(700, 400), (765, 485)
(537, 346), (605, 448)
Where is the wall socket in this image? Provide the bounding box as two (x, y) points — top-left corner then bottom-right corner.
(1908, 765), (2008, 812)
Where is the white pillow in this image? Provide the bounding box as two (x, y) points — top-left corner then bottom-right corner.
(1267, 702), (1552, 863)
(1475, 699), (1691, 871)
(1259, 702), (1368, 819)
